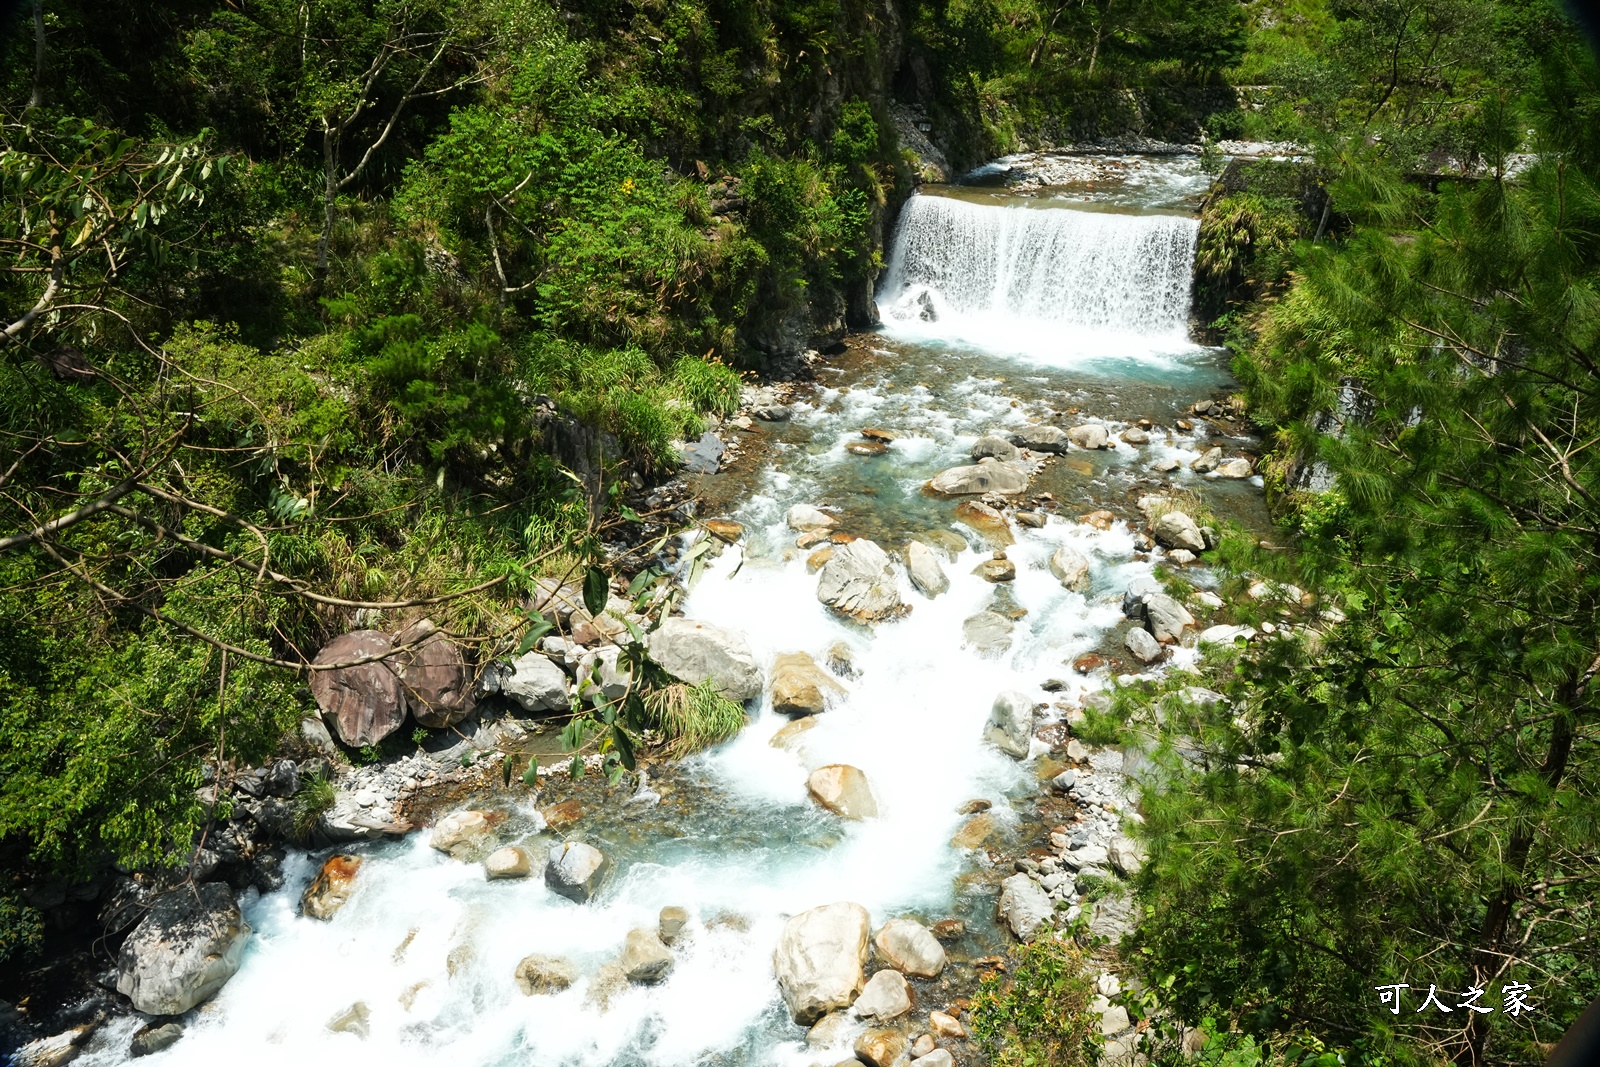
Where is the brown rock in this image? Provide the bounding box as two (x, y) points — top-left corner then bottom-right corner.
(514, 953), (576, 996)
(771, 651), (846, 716)
(929, 1010), (967, 1039)
(950, 812), (998, 849)
(394, 619), (474, 729)
(1078, 509), (1116, 530)
(860, 428), (899, 442)
(954, 501), (1013, 546)
(973, 558), (1016, 583)
(705, 519), (744, 542)
(807, 547), (835, 573)
(309, 630), (405, 747)
(807, 764), (878, 819)
(847, 439), (889, 456)
(855, 1027), (909, 1067)
(301, 854), (362, 921)
(797, 530), (832, 549)
(956, 799), (991, 815)
(540, 800), (582, 832)
(1072, 653), (1106, 674)
(770, 715), (819, 750)
(929, 919), (965, 941)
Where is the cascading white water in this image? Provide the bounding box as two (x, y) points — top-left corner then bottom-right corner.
(73, 161), (1235, 1067)
(877, 194), (1199, 362)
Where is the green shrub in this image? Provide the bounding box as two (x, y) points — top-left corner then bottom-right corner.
(0, 893), (44, 964)
(291, 772), (336, 841)
(969, 931), (1099, 1067)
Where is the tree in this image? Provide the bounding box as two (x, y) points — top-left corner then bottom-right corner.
(1128, 41), (1600, 1067)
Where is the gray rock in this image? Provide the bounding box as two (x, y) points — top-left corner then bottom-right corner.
(1216, 457), (1254, 478)
(576, 645), (633, 704)
(816, 539), (905, 622)
(926, 461), (1030, 496)
(971, 435), (1021, 461)
(619, 927), (674, 983)
(129, 1021), (184, 1058)
(773, 902), (871, 1025)
(1067, 424), (1110, 450)
(1125, 626), (1163, 664)
(1109, 837), (1146, 876)
(1153, 457), (1180, 472)
(1010, 424), (1071, 453)
(502, 651), (571, 712)
(1198, 624), (1256, 646)
(1119, 427), (1150, 445)
(327, 1002), (369, 1038)
(1051, 770), (1077, 792)
(514, 953), (576, 995)
(1143, 593), (1195, 644)
(298, 715), (341, 760)
(1049, 544), (1091, 592)
(963, 611), (1013, 655)
(1064, 844), (1109, 870)
(998, 873), (1053, 941)
(984, 690), (1034, 759)
(852, 969), (911, 1020)
(116, 883), (250, 1015)
(545, 841), (612, 903)
(484, 846), (532, 880)
(430, 810), (492, 859)
(646, 618), (763, 701)
(754, 404), (791, 422)
(873, 918), (946, 978)
(309, 630), (405, 747)
(530, 578), (584, 624)
(1190, 447), (1222, 473)
(1152, 510), (1206, 553)
(905, 540), (949, 598)
(1122, 574), (1164, 617)
(915, 1050), (955, 1067)
(680, 431), (725, 473)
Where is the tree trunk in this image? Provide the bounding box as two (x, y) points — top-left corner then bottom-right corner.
(28, 0), (45, 110)
(315, 122), (340, 295)
(1457, 705), (1577, 1065)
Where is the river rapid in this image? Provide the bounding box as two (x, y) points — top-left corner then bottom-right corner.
(80, 155), (1268, 1067)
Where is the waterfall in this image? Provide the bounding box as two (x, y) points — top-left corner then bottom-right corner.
(877, 193), (1200, 359)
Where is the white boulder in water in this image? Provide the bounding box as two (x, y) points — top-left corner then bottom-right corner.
(1049, 544), (1091, 592)
(1067, 424), (1110, 450)
(1143, 593), (1194, 644)
(431, 810), (493, 859)
(807, 764), (879, 819)
(963, 611), (1014, 655)
(1125, 626), (1163, 664)
(773, 902), (871, 1025)
(786, 504), (838, 532)
(873, 918), (946, 977)
(971, 435), (1021, 461)
(619, 927), (674, 983)
(545, 841), (612, 903)
(646, 618), (763, 701)
(926, 461), (1030, 496)
(116, 883), (250, 1015)
(984, 690), (1035, 759)
(816, 539), (905, 622)
(904, 540), (949, 598)
(770, 651), (846, 716)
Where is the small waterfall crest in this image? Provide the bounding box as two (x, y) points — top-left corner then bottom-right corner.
(877, 193), (1200, 360)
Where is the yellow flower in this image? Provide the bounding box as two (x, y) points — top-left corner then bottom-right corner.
(621, 178), (636, 195)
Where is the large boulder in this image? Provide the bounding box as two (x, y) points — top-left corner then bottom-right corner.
(1217, 457), (1254, 479)
(787, 504), (839, 532)
(301, 854), (362, 921)
(997, 873), (1053, 942)
(1010, 424), (1071, 453)
(771, 652), (846, 716)
(1067, 424), (1110, 450)
(1152, 510), (1206, 553)
(926, 462), (1030, 496)
(484, 846), (532, 880)
(853, 969), (912, 1021)
(984, 690), (1034, 759)
(393, 619), (474, 728)
(773, 902), (872, 1025)
(116, 883), (250, 1015)
(619, 927), (674, 983)
(816, 539), (905, 622)
(971, 435), (1021, 461)
(576, 645), (633, 705)
(1049, 545), (1091, 593)
(1143, 593), (1194, 644)
(807, 765), (878, 819)
(855, 1028), (910, 1067)
(647, 618), (763, 701)
(430, 810), (493, 859)
(545, 841), (612, 903)
(963, 611), (1014, 655)
(873, 918), (946, 978)
(309, 630), (405, 747)
(502, 651), (571, 712)
(904, 540), (949, 599)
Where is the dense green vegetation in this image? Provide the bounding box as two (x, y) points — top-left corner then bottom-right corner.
(1, 2), (1597, 1065)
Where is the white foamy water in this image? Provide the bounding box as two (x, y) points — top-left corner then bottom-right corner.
(78, 163), (1220, 1067)
(877, 194), (1200, 365)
